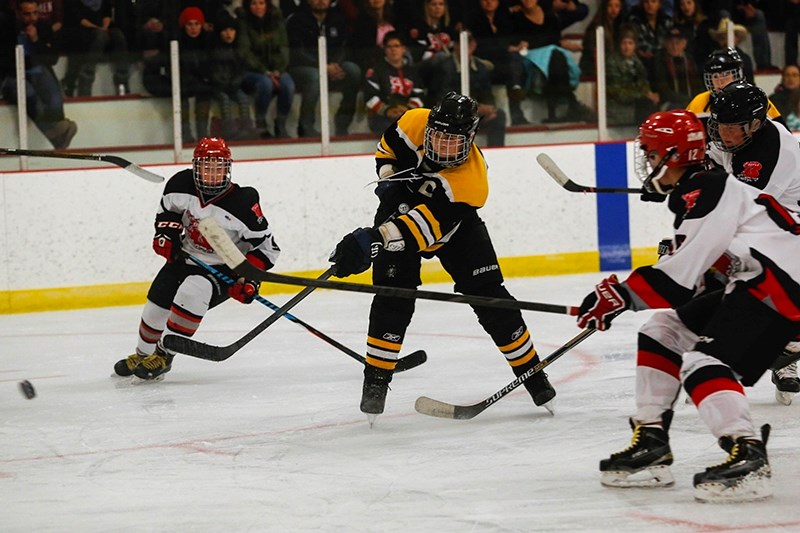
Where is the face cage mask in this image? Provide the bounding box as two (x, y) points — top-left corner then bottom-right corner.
(707, 118), (755, 153)
(193, 157), (232, 196)
(703, 68), (742, 92)
(634, 139), (677, 195)
(423, 128), (473, 168)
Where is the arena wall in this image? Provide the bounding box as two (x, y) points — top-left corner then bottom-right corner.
(0, 140), (675, 313)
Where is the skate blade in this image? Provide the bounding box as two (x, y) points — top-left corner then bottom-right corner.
(775, 390), (796, 406)
(365, 414), (378, 428)
(694, 469), (773, 503)
(540, 399), (556, 416)
(130, 374), (166, 385)
(601, 465), (675, 488)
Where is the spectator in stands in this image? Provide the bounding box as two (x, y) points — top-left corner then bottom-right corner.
(286, 0), (361, 137)
(428, 31), (507, 146)
(363, 31), (424, 134)
(769, 64), (800, 118)
(628, 0), (674, 80)
(406, 0), (457, 88)
(786, 0), (800, 68)
(651, 26), (701, 108)
(580, 0), (626, 76)
(2, 0), (77, 148)
(178, 6), (215, 143)
(550, 0), (590, 31)
(60, 0), (131, 96)
(209, 11), (258, 139)
(625, 0), (673, 16)
(350, 0), (397, 72)
(733, 0), (773, 69)
(468, 0), (530, 125)
(707, 17), (754, 82)
(606, 26), (659, 125)
(238, 0), (294, 138)
(673, 0), (707, 62)
(113, 1), (179, 57)
(511, 0), (592, 123)
(36, 0), (63, 33)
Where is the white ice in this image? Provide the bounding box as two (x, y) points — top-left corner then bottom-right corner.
(2, 273), (800, 532)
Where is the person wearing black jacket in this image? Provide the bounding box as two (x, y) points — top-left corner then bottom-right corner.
(1, 0), (77, 148)
(286, 0), (361, 136)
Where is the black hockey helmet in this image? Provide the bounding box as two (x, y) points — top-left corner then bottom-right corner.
(424, 92), (480, 168)
(708, 81), (767, 152)
(703, 48), (743, 92)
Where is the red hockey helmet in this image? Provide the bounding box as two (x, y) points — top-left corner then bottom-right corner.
(192, 137), (232, 197)
(635, 110), (706, 193)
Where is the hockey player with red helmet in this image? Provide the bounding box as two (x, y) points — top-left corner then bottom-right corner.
(114, 137), (280, 381)
(577, 110), (800, 502)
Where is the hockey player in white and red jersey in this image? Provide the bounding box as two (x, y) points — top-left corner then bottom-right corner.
(113, 137), (280, 381)
(577, 110), (800, 502)
(707, 81), (800, 401)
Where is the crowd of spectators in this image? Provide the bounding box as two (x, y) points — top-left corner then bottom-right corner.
(4, 0), (800, 147)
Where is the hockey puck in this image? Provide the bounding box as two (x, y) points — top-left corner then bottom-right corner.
(18, 380), (36, 399)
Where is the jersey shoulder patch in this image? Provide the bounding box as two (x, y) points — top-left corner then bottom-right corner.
(217, 186), (269, 231)
(669, 169), (726, 222)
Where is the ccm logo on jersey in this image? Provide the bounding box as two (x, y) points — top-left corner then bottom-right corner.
(739, 161), (762, 181)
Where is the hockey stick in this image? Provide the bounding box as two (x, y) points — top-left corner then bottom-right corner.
(0, 147), (164, 183)
(184, 255), (427, 372)
(536, 153), (642, 194)
(414, 327), (596, 420)
(197, 218), (579, 316)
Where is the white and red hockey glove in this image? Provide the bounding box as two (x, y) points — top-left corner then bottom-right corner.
(577, 275), (631, 331)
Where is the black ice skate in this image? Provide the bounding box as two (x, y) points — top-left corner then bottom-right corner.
(513, 359), (556, 414)
(360, 364), (393, 427)
(114, 353), (144, 377)
(133, 346), (175, 381)
(772, 362), (800, 406)
(600, 412), (674, 488)
(693, 425), (772, 503)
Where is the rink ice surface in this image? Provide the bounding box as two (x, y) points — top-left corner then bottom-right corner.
(2, 272), (800, 532)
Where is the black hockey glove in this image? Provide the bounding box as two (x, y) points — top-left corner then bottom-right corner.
(640, 189), (668, 203)
(577, 275), (631, 331)
(153, 220), (183, 263)
(229, 277), (260, 304)
(329, 227), (382, 278)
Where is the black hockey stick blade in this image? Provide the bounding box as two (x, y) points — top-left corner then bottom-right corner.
(0, 147), (164, 183)
(162, 333), (426, 372)
(414, 327), (596, 420)
(179, 255), (428, 372)
(536, 153), (642, 194)
(198, 218), (578, 316)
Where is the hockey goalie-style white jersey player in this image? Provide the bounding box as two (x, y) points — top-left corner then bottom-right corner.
(114, 137), (280, 382)
(576, 110), (800, 503)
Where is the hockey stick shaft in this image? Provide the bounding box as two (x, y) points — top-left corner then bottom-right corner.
(0, 147), (164, 183)
(414, 327), (596, 420)
(536, 153), (641, 194)
(185, 255), (426, 372)
(198, 218), (578, 316)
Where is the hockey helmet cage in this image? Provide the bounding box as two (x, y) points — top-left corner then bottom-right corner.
(708, 81), (767, 152)
(703, 47), (744, 92)
(193, 137), (232, 197)
(635, 110), (706, 193)
(424, 91), (480, 168)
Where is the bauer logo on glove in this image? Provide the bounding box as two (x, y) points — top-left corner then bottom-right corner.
(577, 274), (631, 331)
